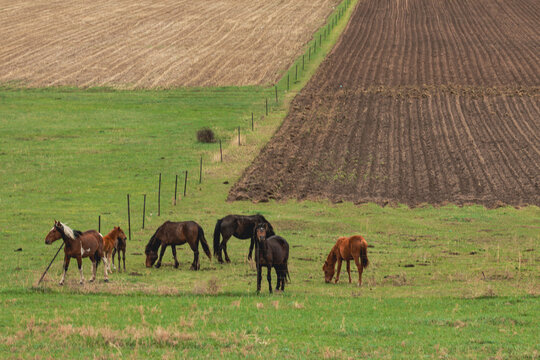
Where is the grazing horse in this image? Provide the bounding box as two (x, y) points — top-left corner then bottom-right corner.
(213, 214), (275, 263)
(145, 221), (211, 270)
(253, 223), (289, 294)
(102, 226), (127, 272)
(322, 235), (369, 286)
(45, 220), (109, 285)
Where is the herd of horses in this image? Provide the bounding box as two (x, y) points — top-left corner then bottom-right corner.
(44, 214), (369, 293)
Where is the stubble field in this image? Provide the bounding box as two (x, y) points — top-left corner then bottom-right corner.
(0, 0), (339, 88)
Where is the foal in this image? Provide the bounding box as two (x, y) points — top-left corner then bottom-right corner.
(322, 235), (369, 286)
(45, 221), (109, 285)
(103, 226), (127, 272)
(254, 223), (289, 294)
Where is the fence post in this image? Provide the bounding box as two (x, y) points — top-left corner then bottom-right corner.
(127, 194), (131, 241)
(287, 73), (290, 91)
(158, 173), (161, 217)
(174, 174), (178, 205)
(199, 156), (202, 184)
(238, 127), (241, 146)
(98, 215), (101, 233)
(219, 139), (223, 162)
(265, 98), (268, 116)
(275, 86), (278, 103)
(183, 170), (188, 197)
(142, 194), (146, 229)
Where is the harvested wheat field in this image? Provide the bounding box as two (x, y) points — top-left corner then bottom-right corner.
(229, 0), (540, 207)
(0, 0), (339, 88)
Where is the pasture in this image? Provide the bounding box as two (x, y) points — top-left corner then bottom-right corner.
(0, 0), (539, 358)
(1, 85), (539, 359)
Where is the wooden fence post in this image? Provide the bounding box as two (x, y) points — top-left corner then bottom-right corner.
(127, 194), (131, 241)
(158, 173), (161, 216)
(142, 194), (146, 229)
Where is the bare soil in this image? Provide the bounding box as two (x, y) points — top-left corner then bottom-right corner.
(229, 0), (540, 207)
(0, 0), (339, 88)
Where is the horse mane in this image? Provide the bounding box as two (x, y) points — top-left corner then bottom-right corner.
(255, 214), (275, 235)
(59, 222), (76, 240)
(73, 230), (83, 238)
(145, 227), (162, 254)
(325, 245), (338, 266)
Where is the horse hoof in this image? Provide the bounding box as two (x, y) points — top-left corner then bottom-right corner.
(59, 282), (64, 286)
(155, 263), (161, 269)
(89, 279), (94, 283)
(104, 279), (109, 283)
(174, 263), (179, 269)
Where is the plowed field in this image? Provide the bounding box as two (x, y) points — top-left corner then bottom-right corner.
(0, 0), (339, 88)
(229, 0), (540, 207)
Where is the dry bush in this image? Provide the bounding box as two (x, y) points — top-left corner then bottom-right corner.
(192, 277), (221, 295)
(197, 128), (216, 143)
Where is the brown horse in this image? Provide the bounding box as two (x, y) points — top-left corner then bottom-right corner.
(213, 214), (275, 263)
(45, 221), (109, 285)
(322, 235), (369, 286)
(254, 223), (290, 294)
(145, 221), (211, 270)
(102, 226), (127, 272)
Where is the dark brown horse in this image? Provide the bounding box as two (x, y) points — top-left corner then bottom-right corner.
(254, 223), (289, 294)
(145, 221), (211, 270)
(213, 214), (275, 263)
(45, 220), (109, 285)
(103, 227), (127, 272)
(323, 235), (369, 286)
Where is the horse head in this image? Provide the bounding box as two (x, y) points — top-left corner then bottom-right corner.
(115, 226), (127, 244)
(45, 220), (62, 244)
(254, 223), (270, 243)
(145, 237), (159, 267)
(322, 249), (338, 283)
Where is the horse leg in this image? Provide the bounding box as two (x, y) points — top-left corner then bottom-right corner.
(59, 255), (70, 285)
(335, 258), (343, 284)
(275, 267), (280, 291)
(89, 256), (96, 283)
(111, 248), (117, 271)
(222, 237), (231, 263)
(122, 248), (126, 271)
(347, 260), (351, 283)
(189, 241), (201, 270)
(248, 236), (255, 260)
(102, 252), (109, 282)
(256, 263), (262, 294)
(354, 255), (363, 286)
(155, 245), (167, 268)
(77, 256), (84, 284)
(171, 245), (180, 269)
(267, 266), (273, 294)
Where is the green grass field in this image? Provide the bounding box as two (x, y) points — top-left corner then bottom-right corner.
(1, 1), (539, 358)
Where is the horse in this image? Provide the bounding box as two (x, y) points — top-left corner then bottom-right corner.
(44, 220), (109, 285)
(102, 226), (127, 272)
(253, 222), (290, 294)
(213, 214), (275, 263)
(145, 220), (211, 270)
(322, 235), (369, 286)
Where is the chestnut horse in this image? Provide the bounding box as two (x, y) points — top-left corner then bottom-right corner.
(45, 221), (109, 285)
(322, 235), (369, 286)
(102, 226), (127, 272)
(145, 220), (211, 270)
(254, 223), (290, 294)
(213, 214), (275, 263)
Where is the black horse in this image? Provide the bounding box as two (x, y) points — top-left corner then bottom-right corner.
(145, 221), (211, 270)
(213, 214), (275, 263)
(254, 223), (290, 294)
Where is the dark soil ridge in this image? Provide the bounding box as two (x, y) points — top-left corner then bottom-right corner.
(229, 0), (540, 208)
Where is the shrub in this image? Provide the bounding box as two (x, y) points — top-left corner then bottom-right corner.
(197, 127), (215, 143)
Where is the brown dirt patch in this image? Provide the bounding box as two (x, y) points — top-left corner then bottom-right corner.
(0, 0), (339, 88)
(229, 0), (540, 207)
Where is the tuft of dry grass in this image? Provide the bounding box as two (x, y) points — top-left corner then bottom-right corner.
(192, 277), (221, 295)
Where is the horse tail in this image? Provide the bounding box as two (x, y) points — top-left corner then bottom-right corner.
(213, 218), (222, 256)
(285, 263), (291, 283)
(360, 241), (369, 269)
(198, 225), (212, 260)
